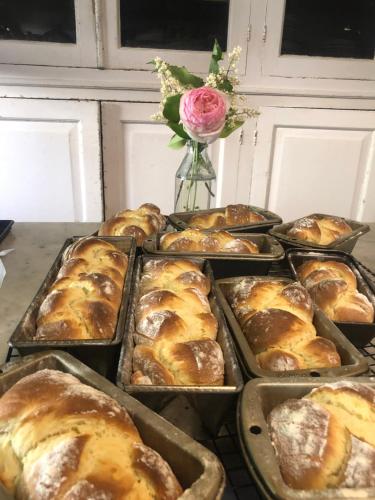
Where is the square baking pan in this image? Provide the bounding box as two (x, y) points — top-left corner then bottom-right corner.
(237, 377), (375, 499)
(215, 276), (369, 379)
(168, 205), (282, 233)
(142, 232), (285, 279)
(8, 236), (136, 381)
(269, 213), (369, 253)
(0, 350), (225, 500)
(287, 249), (375, 348)
(116, 255), (244, 436)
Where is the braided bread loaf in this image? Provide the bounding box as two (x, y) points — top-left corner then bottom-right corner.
(35, 237), (128, 340)
(268, 381), (375, 490)
(160, 229), (259, 254)
(99, 204), (166, 245)
(188, 204), (265, 229)
(0, 369), (183, 499)
(131, 259), (225, 385)
(297, 260), (374, 323)
(287, 215), (352, 245)
(228, 279), (341, 371)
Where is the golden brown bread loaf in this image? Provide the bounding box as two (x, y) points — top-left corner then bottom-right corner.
(35, 237), (128, 340)
(130, 258), (225, 386)
(286, 215), (352, 245)
(160, 229), (259, 254)
(228, 279), (341, 371)
(99, 203), (166, 245)
(297, 260), (374, 323)
(0, 369), (183, 499)
(268, 381), (375, 490)
(188, 204), (265, 229)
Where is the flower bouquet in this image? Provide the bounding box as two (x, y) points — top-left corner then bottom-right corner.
(151, 40), (258, 212)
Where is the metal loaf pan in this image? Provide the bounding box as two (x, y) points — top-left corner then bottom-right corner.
(238, 377), (375, 499)
(215, 276), (368, 379)
(269, 213), (369, 253)
(0, 350), (225, 500)
(168, 205), (282, 233)
(287, 249), (375, 347)
(116, 255), (244, 436)
(8, 236), (136, 381)
(142, 232), (285, 279)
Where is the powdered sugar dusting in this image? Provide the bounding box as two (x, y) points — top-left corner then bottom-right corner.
(27, 435), (82, 499)
(63, 479), (113, 500)
(133, 442), (182, 499)
(268, 399), (330, 482)
(342, 436), (375, 487)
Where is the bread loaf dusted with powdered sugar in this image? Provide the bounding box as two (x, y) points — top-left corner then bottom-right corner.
(268, 381), (375, 490)
(130, 258), (225, 386)
(0, 369), (183, 499)
(228, 279), (341, 371)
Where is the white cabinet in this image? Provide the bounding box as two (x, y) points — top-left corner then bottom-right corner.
(99, 0), (250, 74)
(101, 101), (244, 217)
(261, 0), (375, 81)
(249, 107), (375, 222)
(0, 0), (97, 67)
(0, 99), (102, 222)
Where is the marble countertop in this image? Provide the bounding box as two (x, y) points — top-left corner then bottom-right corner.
(0, 222), (374, 364)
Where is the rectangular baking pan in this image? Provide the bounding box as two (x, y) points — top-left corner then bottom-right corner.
(269, 213), (369, 253)
(168, 205), (282, 233)
(142, 232), (285, 279)
(0, 350), (225, 500)
(238, 377), (375, 499)
(287, 249), (375, 347)
(0, 220), (13, 243)
(116, 255), (244, 436)
(215, 276), (368, 379)
(8, 236), (136, 381)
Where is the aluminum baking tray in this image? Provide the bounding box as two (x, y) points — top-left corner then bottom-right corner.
(269, 213), (369, 253)
(117, 255), (244, 436)
(287, 249), (375, 348)
(142, 232), (285, 279)
(8, 236), (136, 381)
(168, 205), (282, 234)
(0, 350), (225, 500)
(215, 276), (368, 379)
(238, 377), (375, 499)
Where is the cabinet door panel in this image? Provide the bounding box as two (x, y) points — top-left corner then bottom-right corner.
(101, 102), (242, 216)
(0, 0), (97, 67)
(250, 107), (375, 222)
(0, 99), (101, 222)
(262, 0), (375, 81)
(99, 0), (249, 74)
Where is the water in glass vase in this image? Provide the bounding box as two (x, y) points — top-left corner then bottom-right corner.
(174, 141), (216, 212)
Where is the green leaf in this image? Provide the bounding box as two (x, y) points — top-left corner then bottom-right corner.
(212, 39), (223, 60)
(209, 38), (223, 74)
(217, 78), (233, 93)
(168, 134), (187, 149)
(167, 121), (190, 140)
(168, 65), (204, 87)
(220, 121), (244, 139)
(163, 94), (182, 123)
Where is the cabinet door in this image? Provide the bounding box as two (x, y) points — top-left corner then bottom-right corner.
(262, 0), (375, 81)
(99, 0), (250, 74)
(0, 0), (97, 67)
(0, 99), (101, 222)
(249, 107), (375, 222)
(101, 101), (243, 216)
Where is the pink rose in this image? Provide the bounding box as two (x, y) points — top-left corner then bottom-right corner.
(179, 87), (230, 143)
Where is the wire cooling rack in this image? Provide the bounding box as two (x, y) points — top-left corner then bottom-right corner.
(4, 258), (375, 500)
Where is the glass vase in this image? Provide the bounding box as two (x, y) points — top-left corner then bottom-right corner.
(174, 141), (216, 212)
